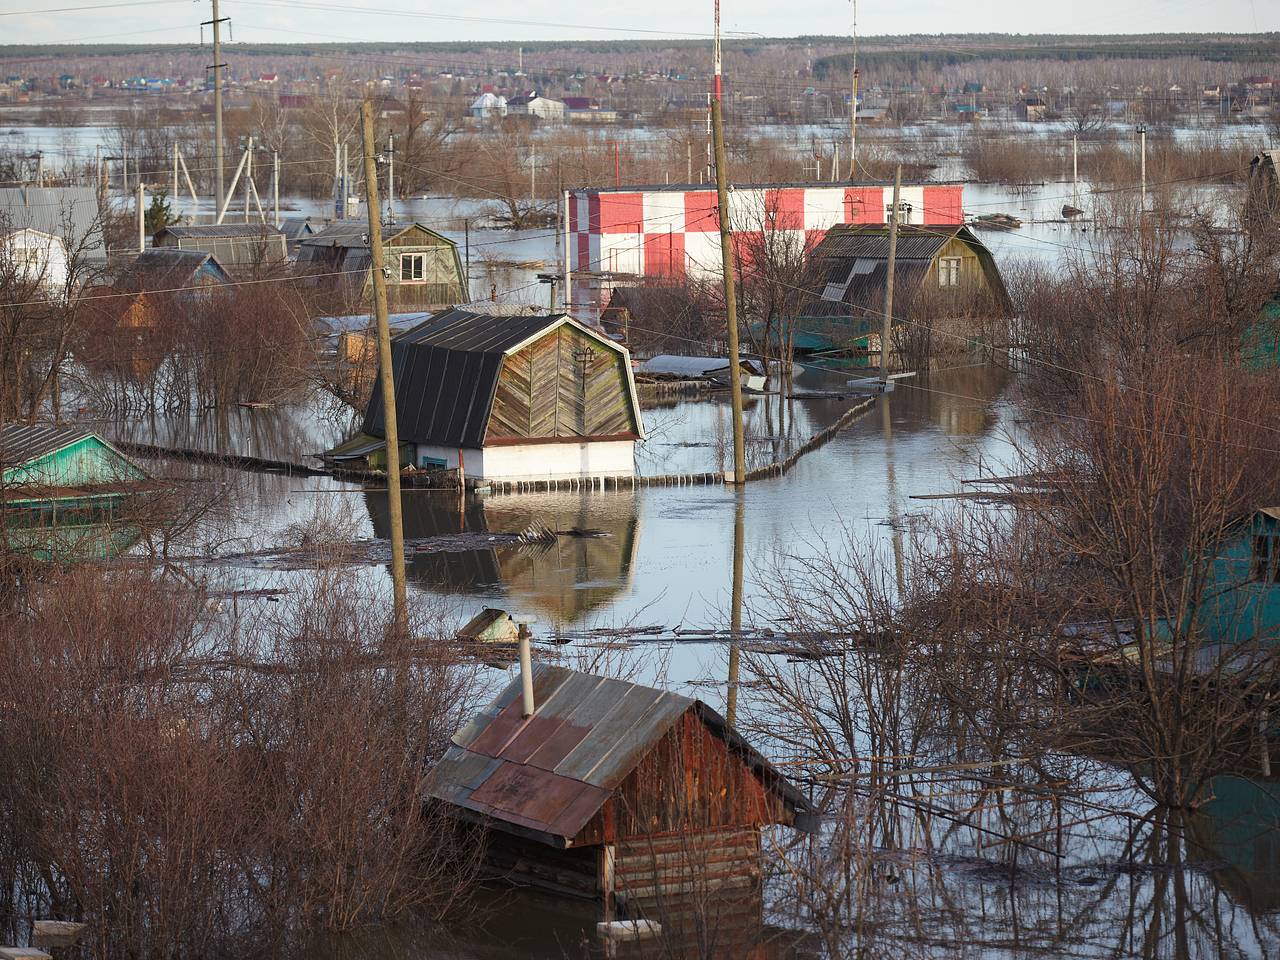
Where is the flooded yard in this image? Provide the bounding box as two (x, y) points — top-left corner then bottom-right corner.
(82, 360), (1280, 959)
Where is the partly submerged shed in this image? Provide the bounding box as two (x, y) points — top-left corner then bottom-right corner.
(153, 224), (287, 269)
(296, 221), (466, 312)
(792, 223), (1010, 360)
(1, 424), (149, 561)
(425, 664), (815, 912)
(349, 308), (644, 480)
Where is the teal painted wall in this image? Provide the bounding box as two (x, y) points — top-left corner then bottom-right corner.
(1195, 513), (1280, 646)
(1243, 297), (1280, 370)
(2, 435), (145, 491)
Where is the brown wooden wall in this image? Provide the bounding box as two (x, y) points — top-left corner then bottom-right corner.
(486, 325), (638, 443)
(571, 709), (791, 847)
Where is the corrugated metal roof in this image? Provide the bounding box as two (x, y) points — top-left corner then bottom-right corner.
(799, 224), (1008, 323)
(424, 664), (816, 847)
(0, 423), (94, 465)
(814, 225), (957, 262)
(0, 186), (106, 261)
(362, 309), (571, 448)
(299, 221), (455, 250)
(156, 224), (286, 240)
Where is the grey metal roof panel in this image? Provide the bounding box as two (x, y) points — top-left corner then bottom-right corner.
(0, 186), (106, 261)
(362, 309), (568, 448)
(558, 689), (688, 788)
(0, 423), (94, 465)
(157, 224), (285, 239)
(113, 248), (229, 291)
(813, 225), (954, 261)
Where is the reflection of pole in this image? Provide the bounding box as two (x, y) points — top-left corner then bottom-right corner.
(711, 2), (745, 485)
(727, 488), (745, 727)
(361, 99), (408, 634)
(881, 164), (901, 382)
(882, 395), (905, 592)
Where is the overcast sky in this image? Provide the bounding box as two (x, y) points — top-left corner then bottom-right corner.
(2, 0), (1277, 47)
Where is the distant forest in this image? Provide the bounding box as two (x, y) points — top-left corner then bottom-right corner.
(2, 33), (1278, 63)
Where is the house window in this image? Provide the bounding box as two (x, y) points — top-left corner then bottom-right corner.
(400, 253), (426, 282)
(1252, 535), (1280, 582)
(939, 257), (962, 288)
(885, 201), (913, 223)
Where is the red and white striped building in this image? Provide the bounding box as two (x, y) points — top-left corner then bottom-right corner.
(567, 182), (965, 280)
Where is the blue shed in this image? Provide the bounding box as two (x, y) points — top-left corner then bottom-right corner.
(1194, 508), (1280, 646)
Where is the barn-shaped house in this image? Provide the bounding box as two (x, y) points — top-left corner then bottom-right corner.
(348, 308), (644, 481)
(424, 664), (816, 918)
(791, 223), (1011, 361)
(296, 221), (467, 313)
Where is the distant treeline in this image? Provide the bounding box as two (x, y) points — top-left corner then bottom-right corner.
(2, 32), (1278, 63)
(814, 35), (1280, 78)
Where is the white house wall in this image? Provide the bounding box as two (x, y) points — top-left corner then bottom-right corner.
(4, 228), (69, 297)
(414, 440), (636, 481)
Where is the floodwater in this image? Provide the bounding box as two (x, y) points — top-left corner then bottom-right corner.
(96, 367), (1280, 958)
(16, 114), (1278, 956)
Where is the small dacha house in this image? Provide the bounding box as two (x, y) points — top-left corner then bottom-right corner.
(333, 309), (644, 482)
(424, 664), (815, 921)
(152, 224), (287, 270)
(1, 424), (149, 560)
(296, 221), (467, 313)
(792, 223), (1010, 365)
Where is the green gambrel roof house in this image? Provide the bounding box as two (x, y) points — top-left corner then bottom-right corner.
(1, 424), (146, 504)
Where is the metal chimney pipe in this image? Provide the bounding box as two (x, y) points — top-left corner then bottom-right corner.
(516, 616), (536, 717)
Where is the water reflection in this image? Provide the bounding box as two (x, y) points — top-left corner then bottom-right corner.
(1188, 775), (1280, 915)
(366, 489), (640, 624)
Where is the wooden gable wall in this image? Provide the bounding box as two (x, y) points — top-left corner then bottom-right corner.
(570, 708), (792, 848)
(486, 325), (638, 443)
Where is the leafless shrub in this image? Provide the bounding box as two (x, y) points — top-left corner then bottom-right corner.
(0, 557), (482, 955)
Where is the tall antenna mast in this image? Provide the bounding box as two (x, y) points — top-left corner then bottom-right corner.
(849, 0), (858, 180)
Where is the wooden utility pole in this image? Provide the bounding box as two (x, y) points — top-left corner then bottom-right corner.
(711, 1), (745, 484)
(204, 0), (227, 214)
(848, 0), (858, 179)
(361, 99), (408, 632)
(881, 164), (901, 383)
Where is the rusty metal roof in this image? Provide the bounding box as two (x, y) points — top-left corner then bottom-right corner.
(425, 664), (815, 847)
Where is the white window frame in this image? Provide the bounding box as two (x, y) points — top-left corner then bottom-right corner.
(400, 252), (426, 283)
(938, 256), (962, 288)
